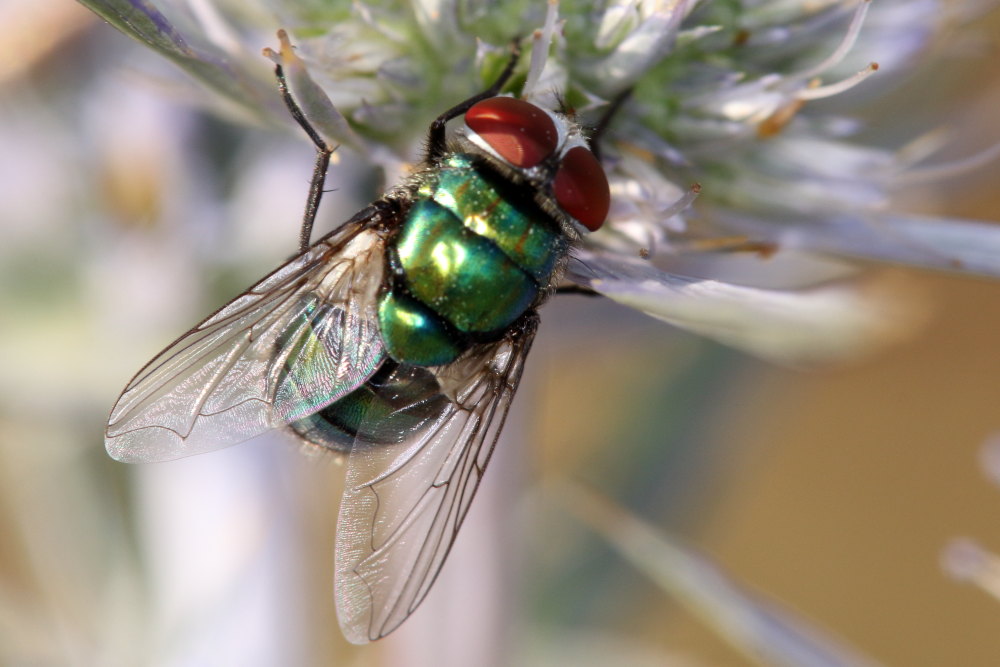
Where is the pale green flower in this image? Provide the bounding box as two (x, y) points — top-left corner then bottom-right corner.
(82, 0), (1000, 365)
(30, 0), (996, 662)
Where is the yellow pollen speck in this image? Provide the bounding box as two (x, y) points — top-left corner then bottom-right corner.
(431, 241), (465, 272)
(466, 214), (490, 236)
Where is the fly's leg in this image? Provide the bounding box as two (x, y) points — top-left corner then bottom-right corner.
(269, 32), (335, 254)
(554, 285), (599, 297)
(426, 41), (522, 162)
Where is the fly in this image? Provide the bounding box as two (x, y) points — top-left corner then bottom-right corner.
(105, 31), (611, 644)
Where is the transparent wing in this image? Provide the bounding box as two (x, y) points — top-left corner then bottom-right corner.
(334, 314), (538, 644)
(106, 218), (388, 463)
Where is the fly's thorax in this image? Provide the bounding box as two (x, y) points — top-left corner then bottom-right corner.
(419, 153), (568, 282)
(377, 153), (570, 367)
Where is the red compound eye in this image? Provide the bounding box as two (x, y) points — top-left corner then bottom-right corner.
(553, 146), (610, 231)
(465, 97), (558, 168)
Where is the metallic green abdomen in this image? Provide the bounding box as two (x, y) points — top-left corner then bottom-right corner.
(288, 362), (449, 452)
(378, 153), (565, 366)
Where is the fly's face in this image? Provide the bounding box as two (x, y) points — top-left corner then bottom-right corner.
(105, 37), (613, 645)
(461, 96), (611, 234)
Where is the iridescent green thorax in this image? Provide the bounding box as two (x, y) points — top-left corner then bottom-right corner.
(425, 154), (566, 281)
(393, 197), (538, 334)
(378, 153), (566, 366)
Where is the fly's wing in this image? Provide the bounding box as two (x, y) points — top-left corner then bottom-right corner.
(106, 217), (388, 463)
(334, 314), (538, 644)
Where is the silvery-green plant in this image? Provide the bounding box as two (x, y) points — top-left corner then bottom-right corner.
(82, 0), (1000, 364)
(69, 0), (1000, 660)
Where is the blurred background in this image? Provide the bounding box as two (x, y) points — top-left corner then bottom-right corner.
(2, 2), (1000, 665)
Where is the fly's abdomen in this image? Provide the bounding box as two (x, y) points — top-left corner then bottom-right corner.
(378, 154), (566, 366)
(288, 362), (449, 452)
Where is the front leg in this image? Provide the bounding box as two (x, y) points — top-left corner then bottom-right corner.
(426, 41), (523, 163)
(267, 30), (336, 254)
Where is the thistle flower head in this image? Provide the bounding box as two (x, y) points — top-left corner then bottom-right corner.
(0, 0), (988, 662)
(79, 0), (1000, 365)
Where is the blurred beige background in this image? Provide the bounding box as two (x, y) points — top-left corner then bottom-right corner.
(2, 3), (1000, 666)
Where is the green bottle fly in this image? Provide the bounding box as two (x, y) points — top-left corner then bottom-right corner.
(378, 153), (566, 367)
